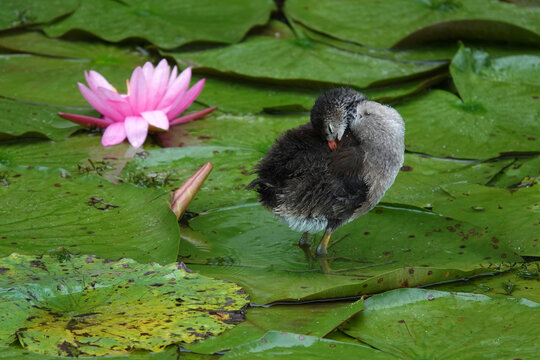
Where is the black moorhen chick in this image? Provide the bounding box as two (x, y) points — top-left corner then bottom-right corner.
(248, 88), (405, 256)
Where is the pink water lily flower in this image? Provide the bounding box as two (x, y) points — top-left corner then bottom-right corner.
(59, 59), (216, 148)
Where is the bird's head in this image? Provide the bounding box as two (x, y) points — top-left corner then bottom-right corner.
(310, 88), (366, 150)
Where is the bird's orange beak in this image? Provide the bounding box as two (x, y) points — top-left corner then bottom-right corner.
(328, 140), (338, 151)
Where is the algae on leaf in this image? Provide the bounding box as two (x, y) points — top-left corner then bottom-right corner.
(0, 253), (249, 356)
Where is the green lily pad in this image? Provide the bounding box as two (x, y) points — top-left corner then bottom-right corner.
(285, 0), (540, 49)
(489, 156), (540, 188)
(396, 90), (538, 159)
(194, 73), (444, 114)
(429, 263), (540, 302)
(0, 253), (249, 356)
(431, 183), (540, 256)
(0, 166), (180, 264)
(221, 332), (397, 360)
(0, 0), (79, 31)
(0, 98), (82, 141)
(0, 54), (147, 107)
(449, 46), (540, 152)
(384, 154), (513, 208)
(42, 0), (275, 49)
(186, 300), (364, 354)
(340, 288), (540, 359)
(299, 23), (540, 61)
(180, 202), (518, 304)
(0, 31), (147, 63)
(168, 37), (444, 89)
(0, 134), (134, 182)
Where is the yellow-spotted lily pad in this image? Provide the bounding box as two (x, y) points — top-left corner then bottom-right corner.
(0, 253), (249, 356)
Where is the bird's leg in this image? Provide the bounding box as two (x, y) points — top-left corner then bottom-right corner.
(298, 232), (315, 268)
(316, 228), (333, 256)
(298, 232), (310, 247)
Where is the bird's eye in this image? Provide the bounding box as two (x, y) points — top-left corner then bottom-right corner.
(328, 124), (334, 133)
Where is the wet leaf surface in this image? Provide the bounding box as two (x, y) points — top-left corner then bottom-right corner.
(431, 183), (540, 256)
(168, 37), (444, 88)
(489, 156), (540, 188)
(449, 46), (540, 153)
(0, 98), (81, 141)
(42, 0), (275, 49)
(0, 253), (249, 355)
(186, 300), (364, 354)
(0, 36), (149, 106)
(0, 166), (179, 264)
(285, 0), (540, 49)
(180, 202), (518, 304)
(384, 154), (513, 208)
(221, 331), (395, 360)
(428, 262), (540, 302)
(341, 288), (540, 359)
(0, 0), (79, 31)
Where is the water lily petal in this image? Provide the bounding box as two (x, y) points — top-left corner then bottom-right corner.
(158, 67), (191, 109)
(97, 87), (134, 119)
(85, 70), (117, 93)
(142, 61), (154, 82)
(167, 78), (205, 119)
(101, 122), (127, 146)
(125, 116), (149, 148)
(128, 67), (148, 113)
(169, 106), (217, 126)
(147, 59), (171, 109)
(78, 83), (123, 121)
(58, 112), (112, 128)
(168, 65), (178, 88)
(142, 110), (169, 131)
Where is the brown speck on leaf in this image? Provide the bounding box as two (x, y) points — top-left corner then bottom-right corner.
(400, 165), (413, 172)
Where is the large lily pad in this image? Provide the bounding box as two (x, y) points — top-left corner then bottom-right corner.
(193, 73), (444, 114)
(0, 166), (180, 264)
(490, 156), (540, 188)
(0, 54), (146, 107)
(221, 332), (395, 360)
(0, 134), (133, 177)
(186, 300), (364, 354)
(299, 23), (540, 61)
(396, 90), (538, 159)
(0, 98), (81, 141)
(42, 0), (275, 49)
(449, 46), (540, 152)
(285, 0), (540, 49)
(0, 31), (147, 63)
(431, 183), (540, 256)
(429, 262), (540, 303)
(0, 253), (249, 356)
(341, 288), (540, 359)
(169, 37), (444, 89)
(180, 201), (519, 304)
(0, 0), (79, 31)
(383, 154), (512, 208)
